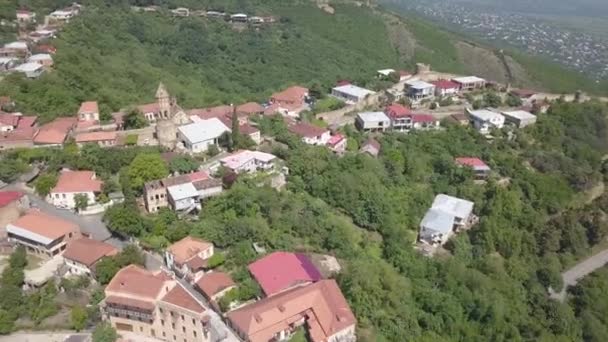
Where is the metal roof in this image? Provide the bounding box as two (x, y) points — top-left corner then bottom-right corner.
(167, 182), (199, 201)
(431, 194), (474, 220)
(357, 111), (390, 122)
(467, 108), (503, 121)
(501, 110), (536, 121)
(178, 118), (229, 144)
(452, 76), (486, 84)
(332, 84), (375, 99)
(420, 208), (455, 236)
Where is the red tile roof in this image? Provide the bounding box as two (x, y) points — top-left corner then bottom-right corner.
(195, 272), (236, 299)
(63, 238), (118, 267)
(34, 117), (75, 144)
(385, 104), (411, 118)
(431, 79), (459, 90)
(411, 114), (437, 123)
(9, 210), (79, 240)
(0, 127), (36, 143)
(75, 131), (117, 143)
(161, 284), (206, 314)
(239, 123), (259, 135)
(326, 134), (345, 147)
(237, 102), (264, 115)
(35, 44), (56, 54)
(16, 116), (36, 129)
(187, 171), (209, 182)
(187, 106), (233, 120)
(52, 170), (102, 193)
(455, 157), (490, 170)
(137, 102), (160, 114)
(106, 265), (165, 299)
(248, 251), (322, 296)
(167, 236), (213, 265)
(0, 191), (24, 207)
(288, 123), (328, 139)
(0, 113), (19, 127)
(78, 101), (99, 114)
(271, 86), (308, 105)
(227, 279), (355, 342)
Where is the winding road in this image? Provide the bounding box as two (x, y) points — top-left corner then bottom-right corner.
(550, 248), (608, 301)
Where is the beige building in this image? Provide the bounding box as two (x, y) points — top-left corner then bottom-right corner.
(165, 236), (214, 281)
(102, 265), (211, 342)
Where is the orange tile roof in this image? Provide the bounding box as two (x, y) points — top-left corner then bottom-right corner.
(75, 131), (117, 143)
(237, 102), (264, 115)
(106, 265), (165, 299)
(167, 236), (213, 265)
(52, 170), (102, 193)
(63, 238), (118, 267)
(137, 102), (159, 114)
(195, 272), (235, 299)
(0, 127), (36, 142)
(10, 210), (79, 240)
(271, 86), (308, 104)
(78, 101), (99, 114)
(105, 295), (156, 311)
(227, 279), (356, 342)
(33, 128), (67, 144)
(161, 284), (205, 314)
(187, 106), (232, 120)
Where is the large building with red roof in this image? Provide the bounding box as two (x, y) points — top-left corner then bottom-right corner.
(0, 191), (27, 239)
(248, 251), (322, 297)
(227, 279), (356, 342)
(430, 79), (460, 97)
(385, 104), (412, 132)
(48, 170), (103, 210)
(102, 264), (211, 342)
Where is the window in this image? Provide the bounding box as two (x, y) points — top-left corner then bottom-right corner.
(181, 315), (184, 321)
(192, 318), (195, 325)
(193, 331), (197, 338)
(62, 193), (66, 198)
(162, 332), (166, 337)
(139, 327), (143, 332)
(173, 336), (176, 341)
(182, 327), (185, 333)
(159, 308), (163, 314)
(172, 323), (175, 330)
(161, 319), (164, 326)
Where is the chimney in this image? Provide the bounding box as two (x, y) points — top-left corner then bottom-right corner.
(278, 304), (285, 312)
(254, 314), (262, 323)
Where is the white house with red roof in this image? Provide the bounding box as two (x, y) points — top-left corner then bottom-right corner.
(411, 114), (440, 130)
(48, 170), (103, 210)
(455, 157), (491, 179)
(287, 122), (331, 146)
(165, 236), (214, 280)
(219, 150), (277, 174)
(248, 251), (322, 297)
(326, 133), (347, 154)
(385, 103), (412, 132)
(431, 80), (460, 97)
(77, 101), (99, 122)
(63, 237), (118, 276)
(16, 9), (36, 24)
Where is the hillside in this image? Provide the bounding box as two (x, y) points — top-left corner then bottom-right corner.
(0, 0), (604, 121)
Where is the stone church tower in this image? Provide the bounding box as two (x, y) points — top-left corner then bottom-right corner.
(154, 81), (191, 150)
(155, 82), (172, 120)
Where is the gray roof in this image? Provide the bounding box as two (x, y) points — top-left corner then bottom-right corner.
(405, 80), (435, 90)
(332, 84), (375, 99)
(431, 194), (474, 220)
(467, 108), (502, 122)
(420, 208), (455, 237)
(178, 118), (229, 144)
(167, 182), (198, 201)
(357, 111), (390, 123)
(501, 110), (536, 121)
(14, 62), (42, 72)
(452, 76), (486, 84)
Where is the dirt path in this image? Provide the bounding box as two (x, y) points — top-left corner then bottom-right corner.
(550, 248), (608, 302)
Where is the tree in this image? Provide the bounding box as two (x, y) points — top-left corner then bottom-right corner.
(92, 322), (118, 342)
(103, 203), (146, 236)
(207, 144), (220, 156)
(506, 94), (523, 107)
(206, 253), (226, 268)
(123, 109), (147, 129)
(34, 173), (57, 196)
(127, 153), (169, 192)
(70, 305), (88, 331)
(231, 107), (240, 152)
(483, 91), (502, 107)
(218, 131), (233, 151)
(74, 193), (89, 212)
(169, 156), (199, 174)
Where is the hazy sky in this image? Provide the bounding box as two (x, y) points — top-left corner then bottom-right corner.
(444, 0), (608, 17)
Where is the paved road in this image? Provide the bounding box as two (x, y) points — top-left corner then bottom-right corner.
(0, 332), (89, 342)
(176, 277), (241, 342)
(550, 248), (608, 301)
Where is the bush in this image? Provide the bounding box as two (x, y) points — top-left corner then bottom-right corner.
(124, 134), (138, 146)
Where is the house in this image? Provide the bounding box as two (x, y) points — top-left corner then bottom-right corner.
(167, 183), (200, 213)
(377, 68), (396, 78)
(75, 131), (118, 147)
(326, 133), (347, 154)
(227, 279), (356, 342)
(411, 114), (440, 130)
(219, 150), (277, 174)
(165, 236), (214, 280)
(6, 210), (81, 258)
(177, 118), (230, 153)
(455, 157), (491, 179)
(33, 117), (75, 146)
(230, 13), (248, 22)
(236, 102), (264, 118)
(3, 41), (29, 57)
(143, 171), (210, 213)
(466, 108), (505, 134)
(0, 57), (19, 71)
(13, 62), (44, 78)
(501, 110), (537, 128)
(398, 70), (412, 81)
(431, 80), (460, 97)
(248, 251), (322, 296)
(0, 113), (20, 132)
(385, 103), (412, 132)
(16, 9), (36, 23)
(355, 111), (391, 133)
(452, 76), (486, 91)
(288, 123), (331, 145)
(448, 113), (469, 126)
(331, 84), (375, 104)
(78, 101), (99, 122)
(49, 8), (77, 22)
(101, 265), (211, 342)
(405, 80), (435, 101)
(0, 191), (28, 239)
(238, 123), (261, 145)
(419, 194), (475, 246)
(29, 29), (55, 43)
(171, 7), (190, 17)
(0, 127), (36, 150)
(193, 178), (223, 200)
(360, 138), (380, 157)
(187, 106), (232, 121)
(269, 86), (308, 115)
(63, 238), (118, 276)
(194, 272), (235, 302)
(35, 44), (57, 55)
(48, 170), (103, 210)
(27, 53), (53, 68)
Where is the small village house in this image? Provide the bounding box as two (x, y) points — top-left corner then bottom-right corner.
(360, 138), (380, 157)
(419, 194), (475, 246)
(6, 210), (81, 258)
(165, 236), (214, 280)
(377, 68), (395, 78)
(385, 103), (412, 132)
(75, 131), (118, 147)
(48, 170), (103, 210)
(269, 86), (309, 116)
(0, 57), (19, 71)
(16, 9), (36, 24)
(33, 117), (75, 146)
(77, 101), (99, 121)
(167, 183), (200, 213)
(27, 53), (53, 68)
(452, 76), (486, 91)
(331, 84), (375, 104)
(13, 62), (44, 78)
(0, 127), (36, 150)
(466, 108), (505, 134)
(455, 157), (491, 179)
(501, 110), (537, 128)
(248, 251), (322, 297)
(326, 133), (347, 154)
(405, 80), (436, 101)
(63, 237), (118, 276)
(143, 172), (211, 213)
(177, 118), (230, 154)
(288, 122), (330, 145)
(3, 41), (29, 57)
(101, 265), (211, 341)
(431, 79), (460, 97)
(219, 150), (277, 174)
(194, 272), (236, 302)
(355, 111), (391, 133)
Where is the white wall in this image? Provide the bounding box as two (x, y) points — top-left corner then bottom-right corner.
(48, 191), (96, 210)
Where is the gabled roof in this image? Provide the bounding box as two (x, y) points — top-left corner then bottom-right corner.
(385, 104), (411, 118)
(227, 279), (355, 342)
(195, 272), (236, 299)
(431, 79), (460, 90)
(288, 123), (328, 138)
(271, 86), (308, 104)
(167, 236), (213, 265)
(237, 102), (264, 115)
(8, 210), (79, 242)
(187, 106), (232, 120)
(161, 283), (206, 314)
(78, 101), (99, 114)
(52, 170), (102, 193)
(455, 157), (490, 171)
(326, 134), (346, 147)
(0, 191), (24, 207)
(411, 114), (437, 123)
(0, 113), (19, 127)
(63, 238), (118, 267)
(106, 264), (165, 299)
(178, 119), (230, 143)
(75, 131), (117, 143)
(137, 102), (159, 114)
(248, 251), (322, 296)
